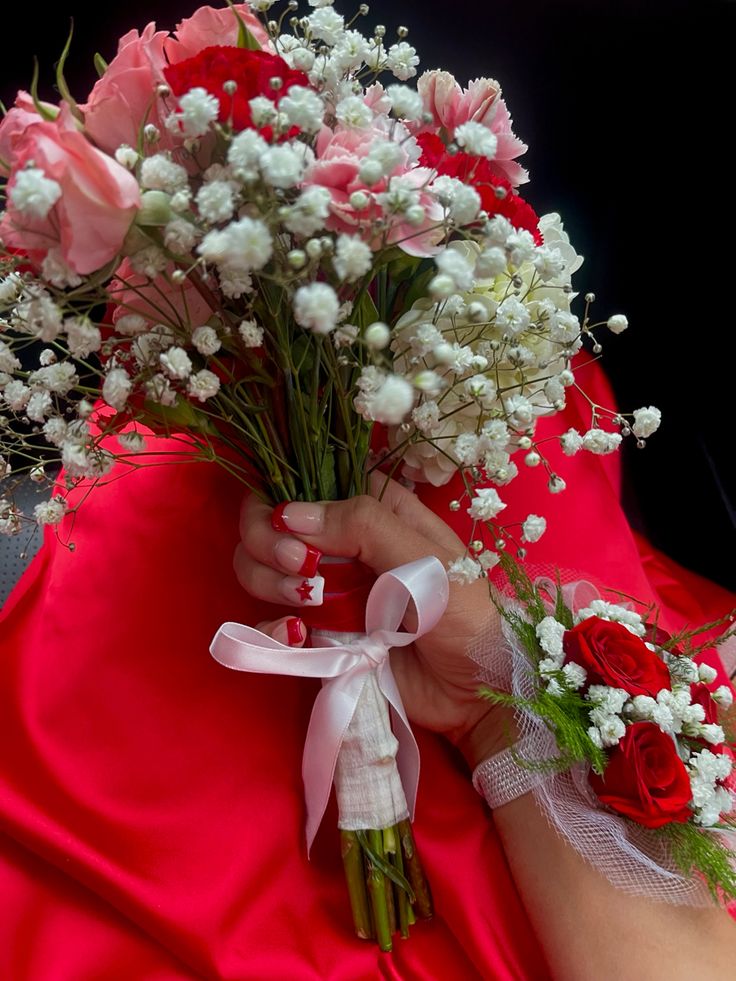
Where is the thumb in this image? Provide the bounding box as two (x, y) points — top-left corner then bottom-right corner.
(271, 479), (462, 576)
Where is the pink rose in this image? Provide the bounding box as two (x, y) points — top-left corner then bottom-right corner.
(164, 4), (270, 64)
(305, 124), (443, 258)
(109, 259), (216, 331)
(415, 70), (529, 187)
(0, 105), (140, 275)
(82, 24), (172, 156)
(0, 92), (57, 175)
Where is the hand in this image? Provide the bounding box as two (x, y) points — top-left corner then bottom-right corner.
(234, 476), (514, 768)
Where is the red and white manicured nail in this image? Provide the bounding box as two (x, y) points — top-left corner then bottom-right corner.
(273, 537), (322, 577)
(285, 617), (306, 646)
(271, 501), (325, 535)
(280, 574), (325, 606)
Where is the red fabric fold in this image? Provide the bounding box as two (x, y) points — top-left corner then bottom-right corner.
(1, 362), (733, 979)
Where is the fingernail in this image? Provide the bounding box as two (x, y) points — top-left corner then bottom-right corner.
(286, 617), (306, 645)
(280, 575), (324, 606)
(274, 537), (322, 577)
(271, 502), (325, 536)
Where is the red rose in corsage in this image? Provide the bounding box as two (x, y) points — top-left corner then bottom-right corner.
(589, 722), (693, 828)
(563, 617), (671, 697)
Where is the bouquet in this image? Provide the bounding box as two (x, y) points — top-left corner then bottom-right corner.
(0, 0), (661, 949)
(478, 556), (736, 905)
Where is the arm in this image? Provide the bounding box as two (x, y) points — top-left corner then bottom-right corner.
(235, 481), (736, 979)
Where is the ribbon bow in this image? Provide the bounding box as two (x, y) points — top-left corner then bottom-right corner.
(209, 555), (449, 851)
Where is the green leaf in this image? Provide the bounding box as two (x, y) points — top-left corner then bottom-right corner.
(355, 830), (416, 901)
(93, 53), (109, 78)
(55, 21), (85, 123)
(224, 0), (262, 50)
(142, 398), (221, 435)
(402, 265), (435, 310)
(352, 290), (380, 329)
(317, 445), (337, 501)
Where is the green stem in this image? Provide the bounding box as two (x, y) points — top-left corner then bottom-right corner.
(341, 831), (373, 940)
(398, 820), (433, 920)
(389, 824), (411, 939)
(367, 829), (393, 952)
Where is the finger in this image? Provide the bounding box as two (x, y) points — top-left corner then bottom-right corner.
(233, 543), (325, 607)
(239, 495), (323, 576)
(366, 473), (462, 554)
(255, 616), (308, 647)
(269, 491), (462, 576)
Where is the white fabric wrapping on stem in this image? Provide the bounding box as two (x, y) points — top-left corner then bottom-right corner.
(329, 662), (409, 830)
(469, 577), (736, 907)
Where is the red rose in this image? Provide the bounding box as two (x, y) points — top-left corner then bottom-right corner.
(590, 722), (692, 828)
(417, 132), (542, 242)
(563, 616), (671, 697)
(163, 46), (308, 132)
(690, 682), (720, 726)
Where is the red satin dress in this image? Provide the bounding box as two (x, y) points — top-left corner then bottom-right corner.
(1, 363), (733, 980)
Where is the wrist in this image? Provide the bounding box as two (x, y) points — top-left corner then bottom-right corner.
(454, 706), (518, 770)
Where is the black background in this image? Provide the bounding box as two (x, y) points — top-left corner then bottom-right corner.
(3, 0), (734, 587)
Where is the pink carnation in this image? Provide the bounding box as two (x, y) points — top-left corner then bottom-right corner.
(0, 105), (140, 275)
(305, 124), (443, 258)
(415, 70), (529, 187)
(82, 24), (172, 156)
(164, 4), (271, 64)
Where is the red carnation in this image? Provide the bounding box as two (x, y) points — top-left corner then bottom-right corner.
(590, 722), (692, 829)
(164, 46), (308, 132)
(563, 616), (671, 698)
(417, 132), (542, 242)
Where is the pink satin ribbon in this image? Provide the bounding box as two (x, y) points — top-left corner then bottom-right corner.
(209, 556), (450, 851)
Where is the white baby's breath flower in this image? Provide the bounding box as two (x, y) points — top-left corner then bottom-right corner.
(29, 362), (78, 395)
(280, 85), (324, 133)
(454, 121), (498, 159)
(307, 6), (345, 44)
(385, 84), (423, 120)
(145, 374), (177, 407)
(140, 154), (188, 193)
(447, 555), (483, 584)
(354, 370), (414, 424)
(560, 428), (583, 455)
(102, 367), (132, 411)
(698, 663), (718, 685)
(533, 246), (566, 282)
(467, 487), (507, 521)
(10, 167), (61, 218)
(632, 406), (662, 439)
(196, 181), (235, 224)
(160, 347), (192, 380)
(33, 495), (68, 526)
(386, 41), (420, 80)
(521, 514), (547, 543)
(333, 234), (373, 281)
(477, 549), (500, 572)
(713, 686), (734, 710)
(260, 144), (307, 188)
(701, 724), (726, 745)
(198, 217), (273, 271)
(284, 186), (332, 237)
(562, 662), (587, 690)
(582, 428), (623, 455)
(495, 296), (531, 336)
(188, 369), (221, 402)
(191, 325), (221, 356)
(294, 282), (340, 334)
(228, 129), (268, 172)
(177, 87), (220, 137)
(536, 616), (566, 660)
(117, 431), (146, 453)
(336, 95), (373, 129)
(26, 390), (52, 422)
(65, 318), (102, 359)
(115, 314), (148, 337)
(363, 321), (391, 350)
(607, 314), (629, 334)
(238, 319), (264, 347)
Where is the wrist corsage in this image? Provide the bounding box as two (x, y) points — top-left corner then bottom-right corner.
(475, 558), (736, 906)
